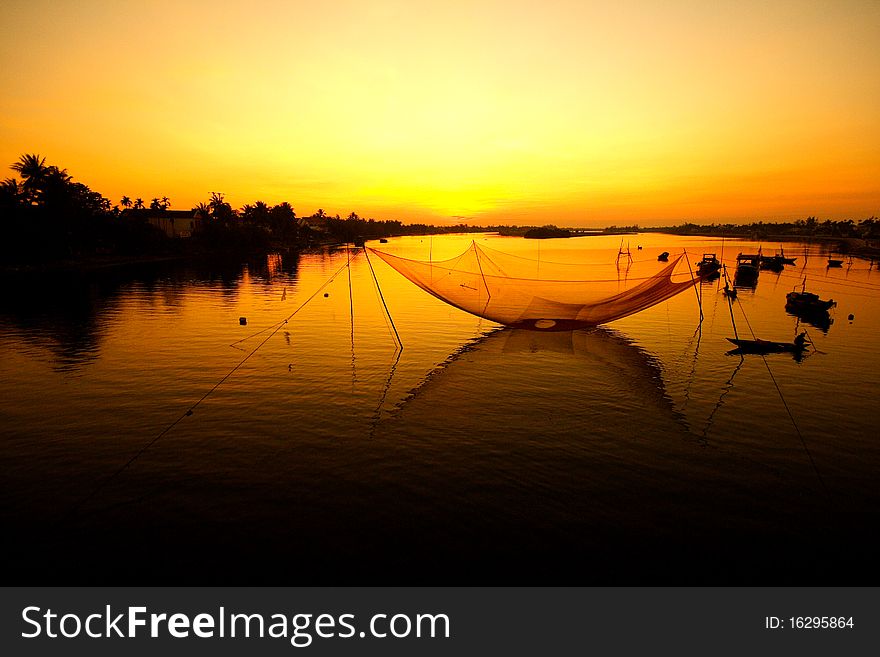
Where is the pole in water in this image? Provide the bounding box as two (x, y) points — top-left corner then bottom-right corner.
(724, 266), (739, 341)
(685, 249), (704, 324)
(363, 246), (403, 351)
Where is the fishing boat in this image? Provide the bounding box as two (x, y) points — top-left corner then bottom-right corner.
(734, 253), (760, 286)
(696, 253), (721, 277)
(657, 251), (669, 262)
(726, 337), (807, 354)
(379, 238), (389, 243)
(785, 290), (836, 313)
(762, 249), (797, 266)
(759, 254), (785, 272)
(827, 258), (843, 267)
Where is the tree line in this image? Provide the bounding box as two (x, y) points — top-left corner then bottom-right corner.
(645, 217), (880, 240)
(0, 154), (486, 265)
(7, 153), (873, 267)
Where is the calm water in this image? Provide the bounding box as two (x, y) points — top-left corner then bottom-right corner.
(2, 234), (878, 583)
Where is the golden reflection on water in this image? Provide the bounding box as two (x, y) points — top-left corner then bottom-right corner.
(1, 233), (879, 582)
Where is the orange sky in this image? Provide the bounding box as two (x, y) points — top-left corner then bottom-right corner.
(1, 0), (878, 226)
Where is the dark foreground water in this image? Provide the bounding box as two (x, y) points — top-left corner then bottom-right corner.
(1, 234), (878, 584)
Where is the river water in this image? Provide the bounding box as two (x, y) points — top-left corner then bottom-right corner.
(1, 233), (878, 583)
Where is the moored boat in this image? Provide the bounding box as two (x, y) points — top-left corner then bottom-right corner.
(759, 254), (785, 272)
(726, 337), (807, 354)
(697, 253), (721, 277)
(827, 258), (843, 267)
(785, 290), (836, 313)
(734, 252), (760, 286)
(657, 251), (669, 262)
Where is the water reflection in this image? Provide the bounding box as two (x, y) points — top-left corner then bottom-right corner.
(0, 271), (121, 371)
(700, 355), (745, 442)
(786, 309), (833, 333)
(390, 326), (680, 431)
(0, 253), (302, 371)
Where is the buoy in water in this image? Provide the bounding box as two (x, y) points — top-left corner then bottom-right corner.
(239, 317), (247, 325)
(848, 314), (854, 321)
(324, 293), (329, 297)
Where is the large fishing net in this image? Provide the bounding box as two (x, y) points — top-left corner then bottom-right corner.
(371, 241), (700, 330)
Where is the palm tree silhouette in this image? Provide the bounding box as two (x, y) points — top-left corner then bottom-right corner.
(1, 178), (23, 196)
(121, 196), (132, 209)
(10, 153), (49, 184)
(133, 198), (145, 209)
(10, 154), (51, 203)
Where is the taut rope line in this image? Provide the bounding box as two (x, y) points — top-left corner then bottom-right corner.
(364, 246), (403, 352)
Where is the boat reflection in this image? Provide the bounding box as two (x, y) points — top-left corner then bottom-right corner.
(725, 340), (811, 362)
(785, 309), (833, 333)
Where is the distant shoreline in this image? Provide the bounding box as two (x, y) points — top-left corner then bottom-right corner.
(4, 231), (878, 275)
(650, 233), (880, 260)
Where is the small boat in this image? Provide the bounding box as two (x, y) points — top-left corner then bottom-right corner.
(769, 249), (797, 265)
(657, 251), (669, 262)
(785, 290), (836, 313)
(379, 238), (389, 243)
(696, 253), (721, 277)
(827, 258), (843, 267)
(726, 337), (807, 354)
(759, 254), (785, 272)
(734, 253), (760, 286)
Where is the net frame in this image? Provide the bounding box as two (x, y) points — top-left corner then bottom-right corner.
(371, 241), (701, 330)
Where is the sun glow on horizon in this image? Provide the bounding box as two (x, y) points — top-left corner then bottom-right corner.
(1, 0), (878, 226)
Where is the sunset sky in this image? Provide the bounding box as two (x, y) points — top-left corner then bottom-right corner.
(2, 0), (878, 226)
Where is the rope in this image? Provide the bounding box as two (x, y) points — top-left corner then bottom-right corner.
(72, 255), (357, 513)
(730, 294), (829, 499)
(364, 247), (403, 351)
(348, 244), (356, 389)
(684, 248), (704, 323)
(347, 243), (354, 322)
(230, 256), (357, 347)
(758, 354), (830, 499)
(472, 241), (492, 301)
(723, 266), (739, 341)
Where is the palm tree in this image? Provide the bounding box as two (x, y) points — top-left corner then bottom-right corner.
(133, 198), (145, 209)
(1, 178), (22, 196)
(120, 196), (132, 209)
(208, 192), (234, 221)
(46, 166), (71, 183)
(10, 153), (49, 184)
(160, 196), (170, 210)
(10, 154), (52, 204)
